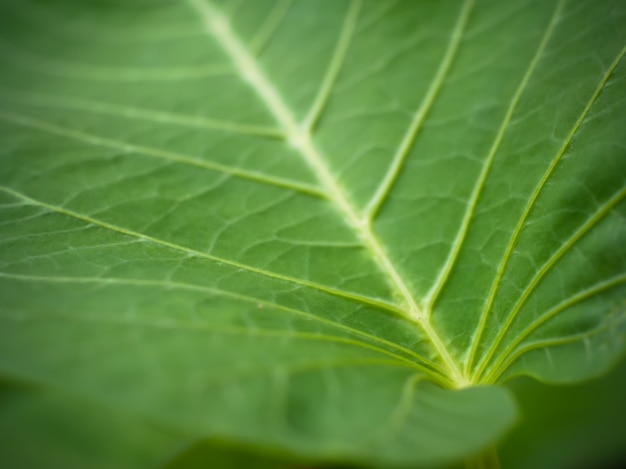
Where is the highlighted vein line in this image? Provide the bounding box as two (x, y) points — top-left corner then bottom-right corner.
(0, 185), (403, 317)
(473, 186), (626, 380)
(302, 0), (361, 133)
(0, 87), (283, 138)
(466, 43), (626, 376)
(0, 39), (231, 82)
(357, 0), (399, 33)
(250, 0), (293, 54)
(422, 0), (566, 313)
(0, 110), (324, 199)
(481, 275), (626, 383)
(376, 374), (426, 443)
(187, 0), (466, 386)
(488, 317), (624, 383)
(0, 272), (445, 375)
(364, 0), (474, 222)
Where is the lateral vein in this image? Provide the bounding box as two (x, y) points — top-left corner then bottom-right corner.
(0, 185), (402, 316)
(303, 0), (361, 133)
(474, 186), (626, 380)
(466, 42), (626, 376)
(0, 39), (231, 82)
(0, 110), (324, 199)
(250, 0), (293, 54)
(486, 316), (625, 383)
(422, 0), (565, 313)
(0, 271), (444, 372)
(481, 275), (626, 383)
(0, 87), (284, 138)
(364, 0), (474, 222)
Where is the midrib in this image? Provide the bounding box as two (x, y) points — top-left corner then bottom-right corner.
(188, 0), (466, 387)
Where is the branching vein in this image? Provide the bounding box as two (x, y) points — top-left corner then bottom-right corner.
(422, 0), (565, 314)
(303, 0), (361, 133)
(0, 271), (448, 375)
(250, 0), (293, 54)
(364, 0), (473, 222)
(487, 316), (625, 383)
(466, 42), (626, 376)
(0, 185), (403, 316)
(481, 275), (626, 383)
(0, 39), (232, 82)
(0, 87), (284, 138)
(0, 110), (323, 199)
(187, 0), (467, 386)
(473, 186), (626, 380)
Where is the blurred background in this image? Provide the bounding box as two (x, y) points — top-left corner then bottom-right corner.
(1, 356), (625, 469)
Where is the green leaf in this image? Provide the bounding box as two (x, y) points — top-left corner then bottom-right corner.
(0, 0), (624, 466)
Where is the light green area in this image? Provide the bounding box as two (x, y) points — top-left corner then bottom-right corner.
(0, 0), (624, 467)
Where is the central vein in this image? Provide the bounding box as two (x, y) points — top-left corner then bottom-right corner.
(188, 0), (466, 387)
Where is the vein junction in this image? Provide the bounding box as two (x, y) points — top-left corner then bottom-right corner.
(187, 0), (467, 387)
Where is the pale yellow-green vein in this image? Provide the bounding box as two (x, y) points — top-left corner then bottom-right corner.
(0, 185), (409, 321)
(0, 110), (323, 199)
(486, 317), (625, 383)
(424, 0), (566, 319)
(481, 275), (626, 383)
(364, 0), (474, 224)
(0, 271), (446, 376)
(0, 87), (284, 138)
(373, 374), (426, 444)
(250, 0), (293, 54)
(303, 0), (361, 133)
(466, 42), (626, 377)
(473, 187), (626, 381)
(0, 39), (231, 81)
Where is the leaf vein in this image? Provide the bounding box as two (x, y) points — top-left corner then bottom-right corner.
(364, 0), (474, 222)
(466, 42), (626, 375)
(0, 87), (284, 138)
(474, 186), (626, 380)
(303, 0), (361, 133)
(0, 271), (449, 377)
(250, 0), (293, 54)
(487, 315), (625, 383)
(187, 0), (467, 386)
(0, 110), (323, 199)
(482, 275), (626, 382)
(0, 186), (409, 317)
(423, 0), (566, 315)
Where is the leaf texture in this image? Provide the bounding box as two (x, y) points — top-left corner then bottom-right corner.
(0, 0), (624, 466)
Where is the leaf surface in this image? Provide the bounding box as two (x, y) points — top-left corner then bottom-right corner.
(0, 0), (624, 466)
